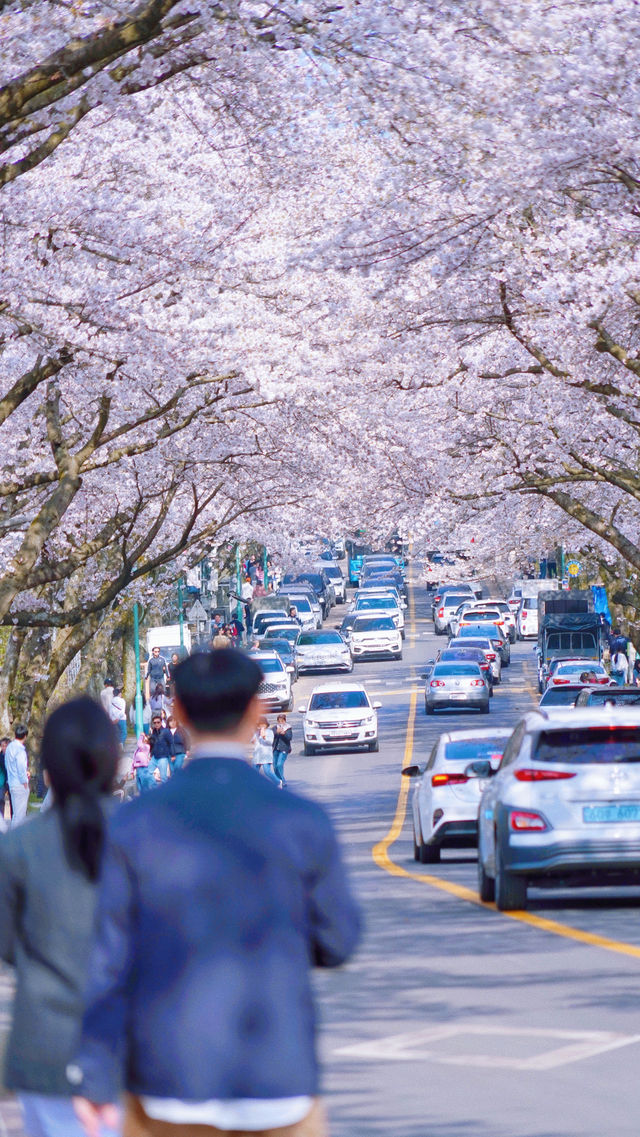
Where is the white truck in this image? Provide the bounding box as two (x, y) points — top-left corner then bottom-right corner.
(146, 624), (192, 660)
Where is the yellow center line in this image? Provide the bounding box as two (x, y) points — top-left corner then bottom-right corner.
(371, 577), (640, 962)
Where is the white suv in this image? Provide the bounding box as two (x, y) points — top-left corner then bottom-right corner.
(298, 682), (382, 754)
(249, 652), (293, 712)
(516, 596), (539, 639)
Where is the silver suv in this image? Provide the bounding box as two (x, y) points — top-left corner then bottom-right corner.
(474, 707), (640, 910)
(434, 590), (477, 635)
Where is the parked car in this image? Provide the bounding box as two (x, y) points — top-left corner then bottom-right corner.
(516, 595), (539, 639)
(475, 707), (640, 910)
(295, 629), (353, 673)
(424, 661), (491, 715)
(253, 610), (298, 638)
(403, 728), (512, 862)
(454, 624), (510, 667)
(538, 685), (583, 708)
(280, 592), (319, 631)
(313, 560), (346, 604)
(346, 615), (403, 661)
(351, 592), (405, 637)
(255, 637), (299, 680)
(249, 651), (294, 712)
(543, 658), (610, 691)
(262, 623), (304, 646)
(433, 591), (477, 635)
(448, 636), (502, 684)
(298, 682), (381, 754)
(284, 585), (322, 628)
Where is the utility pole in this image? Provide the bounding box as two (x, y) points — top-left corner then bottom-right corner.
(133, 602), (144, 737)
(263, 545), (269, 590)
(178, 576), (185, 650)
(235, 544), (243, 619)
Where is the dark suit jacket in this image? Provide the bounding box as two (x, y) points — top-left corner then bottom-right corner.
(74, 756), (360, 1103)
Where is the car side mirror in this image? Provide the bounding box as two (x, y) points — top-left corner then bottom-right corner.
(402, 764), (426, 778)
(464, 760), (493, 779)
(297, 705), (307, 714)
(372, 701), (382, 709)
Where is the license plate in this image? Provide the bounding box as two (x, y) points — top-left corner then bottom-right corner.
(449, 692), (467, 699)
(583, 803), (640, 823)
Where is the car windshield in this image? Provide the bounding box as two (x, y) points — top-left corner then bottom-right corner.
(433, 664), (481, 677)
(355, 596), (396, 610)
(535, 727), (640, 764)
(539, 687), (581, 705)
(321, 566), (342, 581)
(309, 691), (369, 710)
(353, 616), (396, 632)
(255, 658), (285, 674)
(288, 596), (312, 613)
(444, 738), (508, 761)
(298, 632), (342, 645)
(444, 594), (472, 607)
(260, 640), (292, 656)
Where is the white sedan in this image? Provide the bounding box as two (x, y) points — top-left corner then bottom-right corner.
(298, 682), (382, 755)
(403, 728), (512, 863)
(295, 629), (353, 673)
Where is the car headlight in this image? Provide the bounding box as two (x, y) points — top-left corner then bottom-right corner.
(362, 715), (376, 727)
(306, 719), (320, 729)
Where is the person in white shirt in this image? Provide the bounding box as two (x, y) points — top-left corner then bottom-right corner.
(108, 688), (128, 747)
(99, 679), (114, 715)
(5, 725), (29, 828)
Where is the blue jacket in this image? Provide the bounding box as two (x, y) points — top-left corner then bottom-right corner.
(73, 755), (360, 1103)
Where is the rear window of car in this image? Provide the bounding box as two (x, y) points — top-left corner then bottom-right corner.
(585, 691), (640, 706)
(356, 596), (396, 610)
(554, 662), (605, 677)
(444, 739), (508, 761)
(539, 688), (581, 706)
(433, 664), (482, 677)
(451, 637), (491, 650)
(443, 594), (471, 607)
(298, 632), (342, 645)
(534, 727), (640, 764)
(309, 691), (368, 709)
(353, 616), (396, 631)
(522, 597), (538, 610)
(463, 610), (500, 620)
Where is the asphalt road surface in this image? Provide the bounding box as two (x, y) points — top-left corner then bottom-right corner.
(287, 578), (640, 1137)
(3, 579), (640, 1137)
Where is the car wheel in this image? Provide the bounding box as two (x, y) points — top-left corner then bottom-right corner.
(394, 652), (403, 661)
(495, 844), (527, 911)
(286, 696), (294, 712)
(425, 701), (434, 715)
(400, 629), (406, 640)
(480, 702), (490, 714)
(303, 742), (316, 756)
(477, 856), (495, 903)
(419, 842), (441, 864)
(413, 824), (421, 862)
(368, 739), (379, 752)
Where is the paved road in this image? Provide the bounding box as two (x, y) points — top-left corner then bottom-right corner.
(3, 578), (640, 1136)
(286, 579), (640, 1137)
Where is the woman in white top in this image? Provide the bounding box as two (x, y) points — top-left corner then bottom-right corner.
(109, 687), (128, 746)
(252, 718), (279, 785)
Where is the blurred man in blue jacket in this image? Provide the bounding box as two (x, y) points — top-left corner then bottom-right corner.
(71, 650), (360, 1137)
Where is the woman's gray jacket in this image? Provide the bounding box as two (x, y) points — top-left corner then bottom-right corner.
(0, 805), (108, 1095)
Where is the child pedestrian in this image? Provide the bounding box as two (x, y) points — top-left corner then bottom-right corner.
(132, 733), (153, 793)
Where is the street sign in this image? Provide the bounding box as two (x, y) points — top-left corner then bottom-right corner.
(566, 561), (581, 577)
(186, 599), (208, 623)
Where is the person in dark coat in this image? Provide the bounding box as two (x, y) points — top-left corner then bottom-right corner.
(146, 715), (174, 783)
(72, 650), (360, 1137)
(166, 716), (188, 774)
(272, 713), (293, 788)
(0, 698), (119, 1137)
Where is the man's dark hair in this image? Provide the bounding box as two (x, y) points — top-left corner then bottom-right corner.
(174, 650), (262, 733)
(14, 724), (27, 739)
(104, 678), (114, 687)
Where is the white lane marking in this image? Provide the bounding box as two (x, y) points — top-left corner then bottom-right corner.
(334, 1023), (640, 1071)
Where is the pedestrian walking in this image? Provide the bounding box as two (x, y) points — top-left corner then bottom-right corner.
(145, 648), (169, 698)
(610, 648), (628, 686)
(167, 716), (187, 774)
(71, 649), (359, 1137)
(0, 697), (120, 1137)
(252, 717), (280, 785)
(627, 639), (637, 684)
(148, 683), (168, 721)
(147, 715), (174, 783)
(5, 724), (29, 828)
(212, 631), (232, 649)
(131, 734), (153, 794)
(100, 679), (114, 716)
(167, 653), (181, 696)
(272, 713), (293, 788)
(0, 736), (10, 823)
(109, 688), (128, 747)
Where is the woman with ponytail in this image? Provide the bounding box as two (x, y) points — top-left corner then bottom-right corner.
(0, 697), (120, 1137)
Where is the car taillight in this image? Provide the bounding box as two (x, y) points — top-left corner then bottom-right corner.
(552, 678), (570, 685)
(434, 595), (442, 605)
(515, 769), (576, 782)
(471, 679), (485, 686)
(521, 613), (527, 621)
(430, 679), (445, 687)
(509, 810), (548, 831)
(438, 608), (444, 617)
(486, 652), (496, 661)
(432, 773), (469, 787)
